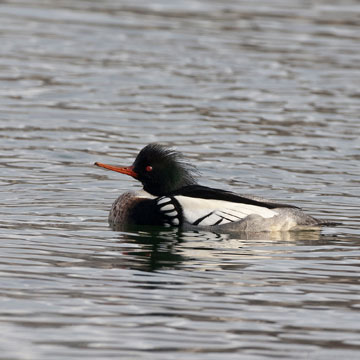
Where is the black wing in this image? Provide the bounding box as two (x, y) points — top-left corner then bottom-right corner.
(168, 185), (298, 209)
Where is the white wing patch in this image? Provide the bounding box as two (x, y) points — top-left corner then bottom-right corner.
(174, 195), (278, 226)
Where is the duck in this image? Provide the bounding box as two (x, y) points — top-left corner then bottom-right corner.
(95, 143), (336, 232)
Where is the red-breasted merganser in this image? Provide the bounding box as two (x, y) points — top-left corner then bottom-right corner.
(95, 143), (336, 232)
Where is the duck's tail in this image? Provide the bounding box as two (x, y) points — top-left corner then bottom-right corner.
(316, 220), (342, 227)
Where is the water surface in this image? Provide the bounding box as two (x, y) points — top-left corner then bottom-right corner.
(0, 0), (359, 359)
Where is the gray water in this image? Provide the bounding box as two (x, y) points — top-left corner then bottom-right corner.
(1, 0), (360, 359)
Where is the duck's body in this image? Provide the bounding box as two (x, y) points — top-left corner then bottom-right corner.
(107, 187), (327, 232)
(95, 144), (335, 232)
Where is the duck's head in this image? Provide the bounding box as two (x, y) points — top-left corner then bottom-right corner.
(95, 143), (197, 196)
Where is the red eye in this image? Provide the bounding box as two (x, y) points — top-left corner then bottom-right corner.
(146, 165), (153, 172)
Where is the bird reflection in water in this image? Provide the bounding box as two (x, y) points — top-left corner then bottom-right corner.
(107, 224), (325, 272)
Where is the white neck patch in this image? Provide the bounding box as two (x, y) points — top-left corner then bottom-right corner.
(135, 189), (156, 199)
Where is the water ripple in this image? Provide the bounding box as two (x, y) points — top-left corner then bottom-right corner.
(1, 0), (360, 359)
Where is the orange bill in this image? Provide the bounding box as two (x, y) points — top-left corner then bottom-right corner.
(94, 162), (138, 178)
